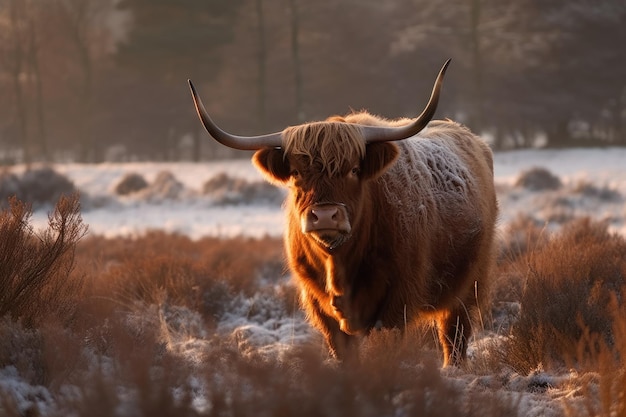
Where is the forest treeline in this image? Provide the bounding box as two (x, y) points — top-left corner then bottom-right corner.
(0, 0), (624, 162)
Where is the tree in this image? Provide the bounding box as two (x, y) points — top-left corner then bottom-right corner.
(0, 0), (37, 163)
(50, 0), (117, 162)
(0, 0), (119, 163)
(115, 0), (243, 161)
(289, 0), (304, 123)
(255, 0), (267, 131)
(526, 0), (626, 147)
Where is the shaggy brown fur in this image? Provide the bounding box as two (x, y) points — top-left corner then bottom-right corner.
(282, 122), (366, 178)
(253, 112), (498, 367)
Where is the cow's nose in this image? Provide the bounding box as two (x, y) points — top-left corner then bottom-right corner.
(303, 204), (345, 233)
(311, 206), (338, 226)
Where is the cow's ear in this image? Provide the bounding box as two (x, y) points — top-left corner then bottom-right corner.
(361, 142), (399, 180)
(252, 148), (291, 185)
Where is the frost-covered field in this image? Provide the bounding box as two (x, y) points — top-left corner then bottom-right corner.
(3, 147), (626, 416)
(26, 147), (626, 239)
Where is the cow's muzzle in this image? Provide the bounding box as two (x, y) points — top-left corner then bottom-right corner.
(301, 203), (351, 250)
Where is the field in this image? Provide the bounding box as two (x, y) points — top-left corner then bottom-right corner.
(1, 147), (626, 416)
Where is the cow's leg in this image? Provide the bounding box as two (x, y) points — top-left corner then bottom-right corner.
(301, 293), (358, 362)
(437, 305), (472, 367)
(319, 312), (358, 362)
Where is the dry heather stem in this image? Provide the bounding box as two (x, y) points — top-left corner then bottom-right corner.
(0, 194), (87, 326)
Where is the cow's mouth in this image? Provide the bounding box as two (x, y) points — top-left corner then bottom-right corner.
(310, 229), (352, 250)
(301, 203), (352, 250)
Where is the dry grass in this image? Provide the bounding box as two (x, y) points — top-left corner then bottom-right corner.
(487, 216), (626, 416)
(3, 195), (626, 416)
(501, 218), (626, 374)
(77, 231), (287, 302)
(0, 197), (518, 416)
(563, 293), (626, 417)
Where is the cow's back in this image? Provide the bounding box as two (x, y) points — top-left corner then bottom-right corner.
(371, 119), (497, 317)
(377, 120), (493, 245)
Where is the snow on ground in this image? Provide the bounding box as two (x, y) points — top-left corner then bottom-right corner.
(4, 147), (626, 416)
(25, 147), (626, 239)
(494, 147), (626, 236)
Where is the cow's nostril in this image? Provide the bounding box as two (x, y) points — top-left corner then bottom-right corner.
(311, 207), (339, 226)
(301, 203), (351, 235)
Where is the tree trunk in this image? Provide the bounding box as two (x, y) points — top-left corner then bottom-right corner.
(9, 0), (31, 165)
(468, 0), (485, 134)
(28, 18), (48, 162)
(616, 86), (625, 145)
(546, 120), (570, 148)
(289, 0), (304, 122)
(255, 0), (267, 131)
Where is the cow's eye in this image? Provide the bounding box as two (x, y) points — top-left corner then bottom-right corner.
(290, 169), (300, 178)
(350, 167), (361, 177)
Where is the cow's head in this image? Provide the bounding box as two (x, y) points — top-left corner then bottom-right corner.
(188, 60), (450, 251)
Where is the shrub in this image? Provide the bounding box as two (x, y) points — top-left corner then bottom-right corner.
(183, 333), (519, 417)
(202, 172), (244, 195)
(202, 172), (283, 205)
(19, 167), (76, 207)
(113, 172), (148, 195)
(0, 225), (528, 416)
(514, 167), (562, 191)
(562, 293), (626, 417)
(490, 215), (548, 333)
(76, 233), (287, 325)
(573, 180), (622, 202)
(0, 195), (87, 327)
(0, 167), (76, 209)
(142, 170), (184, 200)
(502, 218), (626, 374)
(497, 215), (547, 264)
(0, 171), (21, 207)
(0, 317), (45, 385)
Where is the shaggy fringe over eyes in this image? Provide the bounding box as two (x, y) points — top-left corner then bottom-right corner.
(283, 122), (366, 177)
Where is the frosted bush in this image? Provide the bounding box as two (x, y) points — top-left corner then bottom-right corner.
(114, 172), (148, 195)
(515, 167), (562, 191)
(203, 172), (283, 205)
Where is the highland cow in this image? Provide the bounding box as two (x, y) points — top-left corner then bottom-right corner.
(188, 60), (498, 366)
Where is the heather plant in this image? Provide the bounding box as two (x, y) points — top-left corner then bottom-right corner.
(66, 230), (520, 416)
(202, 172), (283, 205)
(502, 218), (626, 374)
(7, 193), (625, 415)
(562, 293), (626, 417)
(19, 167), (76, 207)
(138, 170), (184, 200)
(0, 167), (76, 209)
(0, 195), (87, 327)
(572, 180), (622, 202)
(113, 172), (148, 195)
(0, 171), (21, 207)
(514, 166), (562, 191)
(78, 233), (287, 303)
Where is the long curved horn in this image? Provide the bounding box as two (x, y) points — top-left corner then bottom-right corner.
(188, 80), (283, 150)
(360, 59), (451, 143)
(189, 59), (450, 150)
